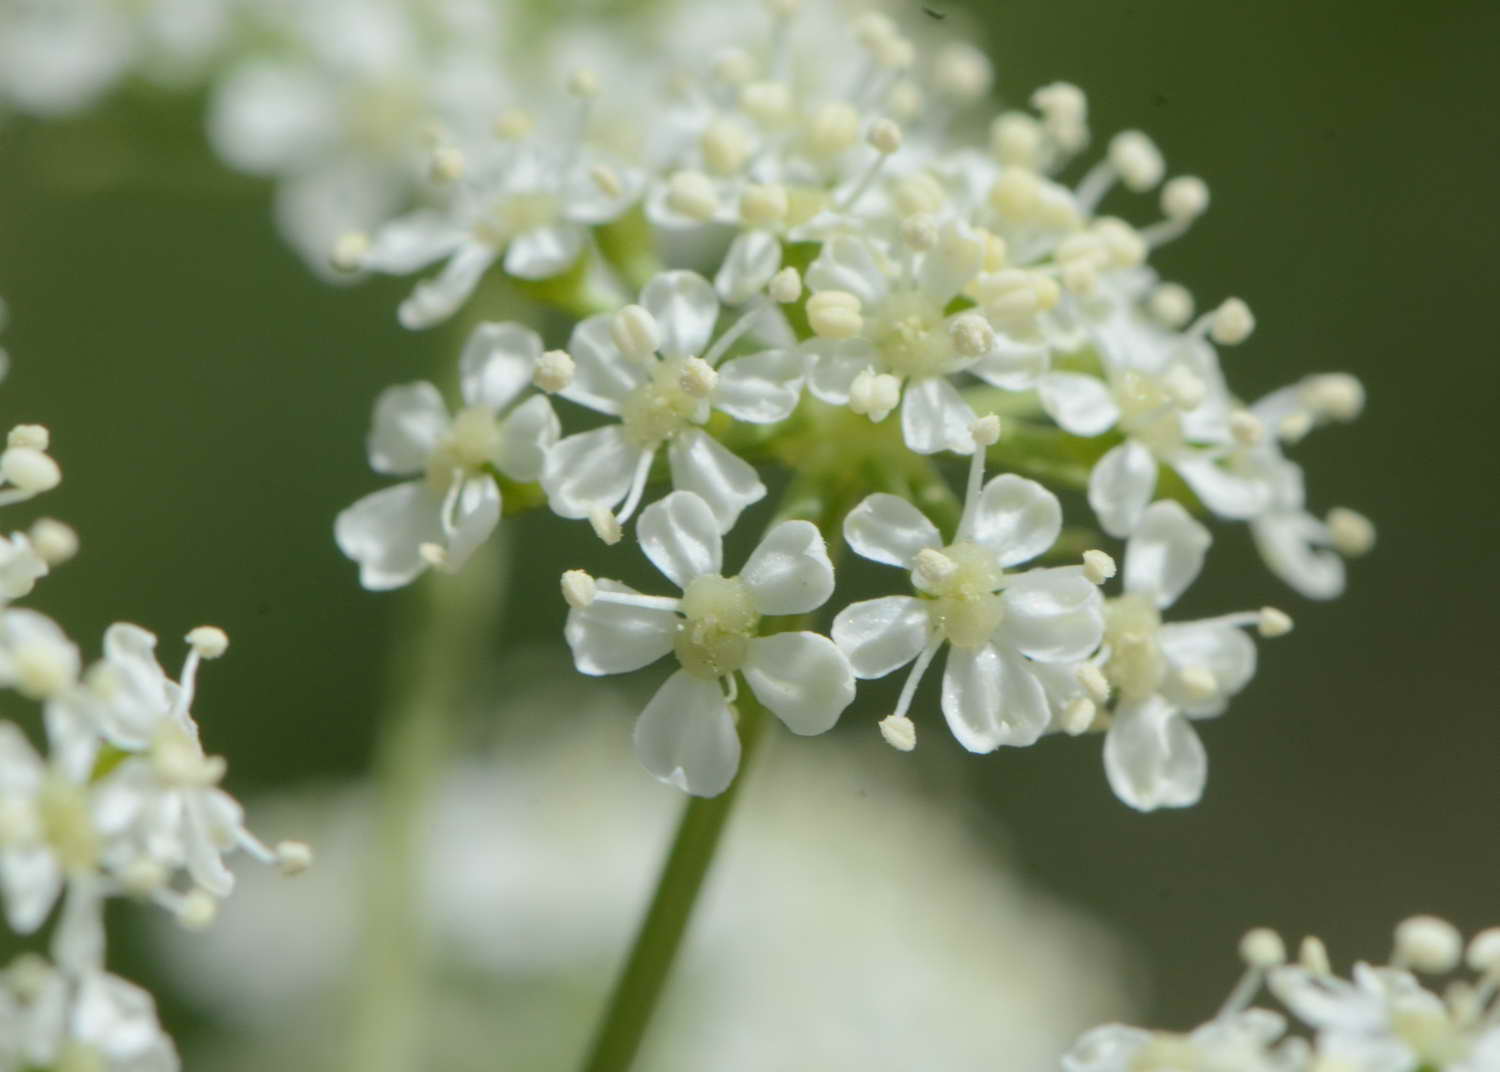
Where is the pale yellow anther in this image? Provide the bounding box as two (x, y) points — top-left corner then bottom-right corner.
(665, 170), (719, 222)
(534, 349), (575, 393)
(1082, 550), (1117, 585)
(1149, 282), (1194, 328)
(879, 713), (917, 751)
(1327, 507), (1375, 556)
(867, 118), (903, 155)
(589, 507), (622, 546)
(768, 268), (802, 304)
(1240, 927), (1286, 968)
(809, 101), (861, 157)
(186, 626), (229, 660)
(331, 231), (370, 273)
(1211, 297), (1256, 345)
(740, 183), (789, 226)
(1060, 697), (1096, 736)
(806, 291), (863, 339)
(561, 569), (597, 609)
(1258, 607), (1293, 638)
(1162, 175), (1210, 221)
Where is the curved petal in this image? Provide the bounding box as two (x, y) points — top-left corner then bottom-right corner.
(563, 314), (649, 415)
(941, 644), (1050, 752)
(564, 579), (677, 676)
(1088, 439), (1157, 539)
(666, 428), (765, 532)
(1039, 371), (1120, 437)
(805, 339), (875, 404)
(636, 491), (723, 590)
(334, 481), (444, 590)
(1159, 621), (1257, 717)
(715, 229), (782, 305)
(972, 474), (1063, 567)
(364, 209), (466, 274)
(970, 335), (1047, 391)
(398, 242), (497, 330)
(917, 220), (984, 304)
(0, 845), (62, 934)
(495, 394), (559, 483)
(643, 270), (719, 358)
(999, 567), (1105, 663)
(713, 348), (806, 424)
(459, 321), (541, 412)
(368, 382), (448, 475)
(503, 223), (584, 280)
(739, 520), (834, 615)
(1104, 695), (1207, 810)
(1063, 1024), (1154, 1072)
(843, 494), (940, 569)
(633, 670), (740, 797)
(901, 376), (977, 456)
(541, 426), (645, 520)
(1252, 512), (1346, 600)
(1172, 453), (1270, 520)
(805, 234), (888, 305)
(441, 476), (501, 574)
(1124, 499), (1212, 608)
(831, 595), (931, 679)
(743, 632), (855, 735)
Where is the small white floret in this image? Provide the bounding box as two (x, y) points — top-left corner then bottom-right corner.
(1082, 549), (1117, 585)
(611, 305), (661, 361)
(768, 267), (802, 304)
(879, 713), (916, 751)
(806, 291), (863, 339)
(1327, 507), (1375, 556)
(276, 840), (314, 876)
(561, 569), (597, 609)
(1257, 607), (1293, 638)
(1240, 927), (1287, 968)
(186, 626), (229, 659)
(534, 349), (575, 393)
(1211, 297), (1256, 345)
(1394, 915), (1463, 974)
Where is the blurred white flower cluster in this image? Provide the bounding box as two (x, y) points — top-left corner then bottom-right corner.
(0, 310), (306, 1071)
(1067, 918), (1500, 1072)
(321, 0), (1370, 811)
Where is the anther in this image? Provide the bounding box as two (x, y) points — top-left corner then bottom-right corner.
(679, 358), (718, 398)
(1082, 549), (1117, 585)
(1, 447), (61, 494)
(276, 840), (314, 876)
(534, 349), (575, 393)
(950, 314), (995, 359)
(849, 369), (899, 422)
(879, 713), (917, 752)
(1466, 928), (1500, 976)
(806, 291), (863, 339)
(1163, 365), (1207, 409)
(933, 42), (992, 101)
(913, 548), (959, 590)
(739, 81), (792, 125)
(1210, 298), (1256, 346)
(1299, 935), (1331, 974)
(561, 569), (598, 609)
(990, 112), (1043, 169)
(177, 889), (218, 930)
(418, 543), (448, 567)
(902, 214), (939, 252)
(665, 170), (719, 222)
(611, 305), (661, 361)
(493, 108), (533, 140)
(430, 145), (465, 183)
(1394, 915), (1463, 974)
(1109, 130), (1165, 192)
(1257, 607), (1293, 638)
(331, 231), (370, 273)
(1230, 409), (1264, 447)
(1240, 927), (1287, 968)
(740, 183), (789, 226)
(1077, 663), (1111, 704)
(702, 118), (754, 175)
(1177, 665), (1218, 702)
(809, 102), (860, 157)
(186, 626), (229, 660)
(1302, 373), (1365, 421)
(590, 164), (623, 199)
(588, 507), (622, 546)
(1278, 411), (1312, 443)
(1327, 508), (1375, 556)
(970, 414), (1002, 447)
(885, 79), (924, 123)
(7, 424), (48, 450)
(30, 519), (78, 565)
(768, 267), (802, 304)
(867, 118), (903, 155)
(1060, 697), (1096, 736)
(1149, 283), (1194, 328)
(1161, 176), (1209, 221)
(566, 68), (600, 99)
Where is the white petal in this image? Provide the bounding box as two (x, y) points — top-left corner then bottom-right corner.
(440, 476), (501, 574)
(743, 632), (854, 735)
(831, 596), (931, 679)
(1252, 512), (1346, 600)
(805, 339), (875, 404)
(364, 209), (465, 274)
(1159, 621), (1257, 716)
(1104, 695), (1207, 810)
(917, 220), (983, 303)
(542, 426), (646, 519)
(503, 223), (584, 280)
(643, 270), (719, 358)
(1038, 371), (1120, 436)
(637, 491), (723, 589)
(843, 493), (940, 568)
(399, 242), (498, 330)
(633, 671), (740, 796)
(495, 394), (560, 483)
(666, 428), (765, 532)
(805, 235), (888, 305)
(970, 335), (1047, 391)
(1063, 1025), (1154, 1072)
(941, 644), (1050, 752)
(563, 314), (649, 414)
(0, 845), (62, 933)
(999, 567), (1105, 663)
(1172, 453), (1270, 520)
(334, 481), (443, 590)
(739, 520), (834, 615)
(459, 321), (541, 412)
(565, 580), (677, 675)
(367, 382), (448, 475)
(563, 159), (644, 224)
(972, 474), (1063, 567)
(51, 878), (105, 973)
(901, 376), (978, 455)
(713, 348), (805, 424)
(1088, 439), (1157, 538)
(1124, 499), (1211, 608)
(714, 230), (782, 305)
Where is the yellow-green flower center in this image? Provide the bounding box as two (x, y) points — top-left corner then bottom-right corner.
(1103, 593), (1166, 702)
(620, 357), (706, 448)
(674, 574), (759, 680)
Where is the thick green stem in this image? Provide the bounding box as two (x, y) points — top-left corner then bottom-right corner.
(344, 538), (511, 1072)
(580, 696), (768, 1072)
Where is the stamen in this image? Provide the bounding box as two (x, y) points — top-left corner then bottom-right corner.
(703, 298), (770, 367)
(1393, 915), (1462, 974)
(561, 570), (598, 609)
(879, 713), (917, 751)
(1217, 927), (1285, 1020)
(589, 506), (623, 546)
(613, 448), (657, 527)
(1299, 935), (1331, 974)
(837, 119), (903, 210)
(890, 636), (943, 724)
(590, 589), (683, 614)
(956, 418), (998, 539)
(1082, 549), (1117, 585)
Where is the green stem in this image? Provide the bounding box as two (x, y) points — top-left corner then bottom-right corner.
(580, 696), (769, 1072)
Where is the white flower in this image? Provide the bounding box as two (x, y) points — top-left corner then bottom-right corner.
(0, 609), (80, 702)
(832, 425), (1104, 751)
(563, 490), (853, 795)
(543, 271), (804, 535)
(336, 321), (559, 590)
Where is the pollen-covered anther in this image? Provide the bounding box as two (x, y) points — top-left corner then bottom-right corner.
(1161, 175), (1210, 221)
(177, 889), (218, 931)
(678, 358), (718, 398)
(970, 414), (1002, 448)
(1466, 928), (1500, 976)
(1076, 662), (1111, 704)
(7, 424), (48, 450)
(913, 548), (959, 590)
(1327, 507), (1375, 556)
(867, 118), (903, 155)
(430, 145), (465, 183)
(1257, 607), (1293, 638)
(950, 314), (995, 360)
(1082, 549), (1117, 585)
(989, 168), (1042, 218)
(1211, 297), (1256, 345)
(331, 231), (370, 272)
(768, 267), (802, 304)
(665, 170), (719, 222)
(1149, 282), (1194, 328)
(186, 626), (229, 659)
(611, 305), (661, 361)
(990, 112), (1043, 168)
(566, 67), (600, 99)
(740, 183), (789, 226)
(1176, 665), (1218, 702)
(1302, 373), (1365, 420)
(561, 569), (597, 609)
(275, 840), (314, 876)
(806, 290), (863, 339)
(29, 518), (78, 565)
(809, 101), (860, 157)
(878, 713), (917, 752)
(1094, 218), (1147, 268)
(1240, 927), (1287, 968)
(1, 446), (61, 493)
(1230, 409), (1264, 446)
(1299, 935), (1331, 974)
(590, 164), (623, 198)
(1163, 365), (1207, 409)
(534, 349), (575, 393)
(588, 507), (622, 546)
(1109, 130), (1165, 192)
(1394, 915), (1463, 974)
(849, 369), (899, 423)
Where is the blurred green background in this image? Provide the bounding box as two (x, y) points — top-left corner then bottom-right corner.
(1, 0), (1497, 1060)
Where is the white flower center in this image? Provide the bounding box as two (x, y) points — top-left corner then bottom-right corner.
(476, 191), (560, 244)
(871, 291), (957, 380)
(916, 541), (1005, 651)
(38, 775), (98, 874)
(425, 406), (500, 487)
(674, 574), (759, 680)
(620, 357), (707, 448)
(1104, 593), (1166, 702)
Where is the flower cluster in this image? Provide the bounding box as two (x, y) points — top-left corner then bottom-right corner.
(331, 0), (1370, 806)
(0, 308), (307, 1070)
(1066, 917), (1500, 1071)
